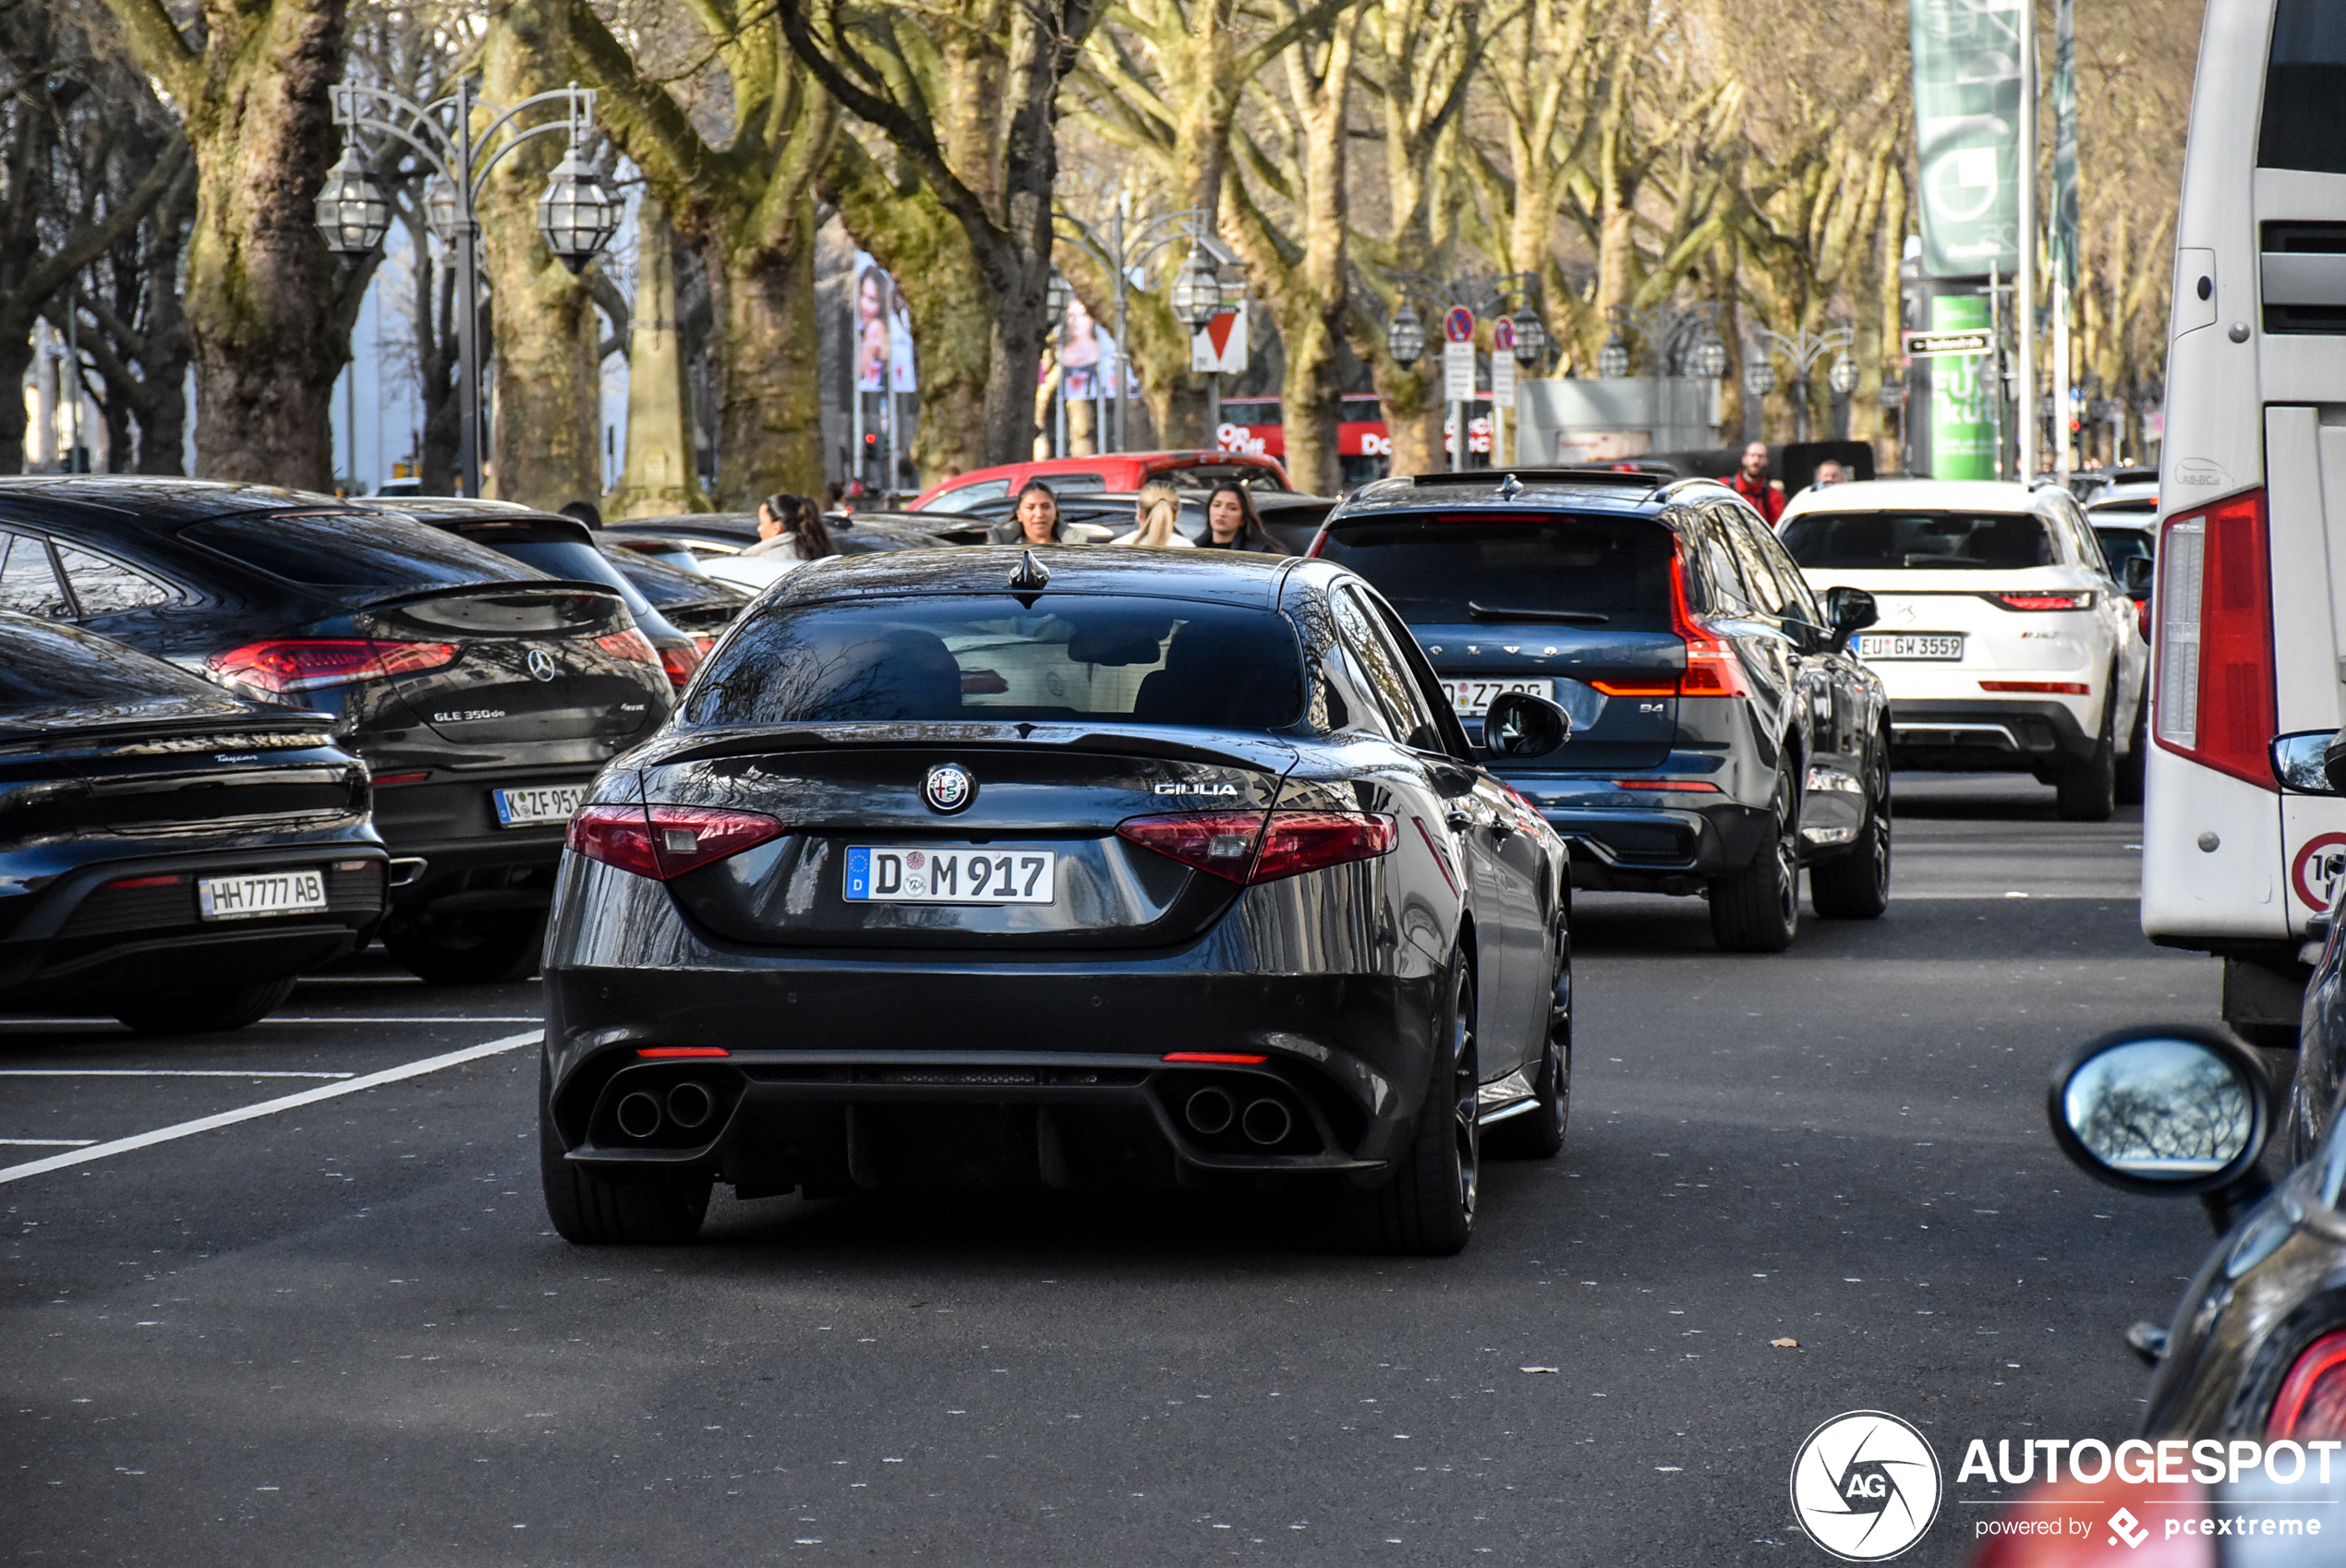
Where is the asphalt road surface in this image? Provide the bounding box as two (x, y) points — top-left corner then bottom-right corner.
(3, 775), (2225, 1566)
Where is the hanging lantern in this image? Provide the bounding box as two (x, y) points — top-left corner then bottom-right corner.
(424, 175), (462, 245)
(1687, 332), (1728, 379)
(1046, 268), (1073, 324)
(314, 147), (392, 256)
(1744, 356), (1778, 397)
(1597, 332), (1630, 380)
(1828, 356), (1860, 396)
(1385, 302), (1426, 368)
(537, 147), (622, 273)
(1509, 310), (1548, 368)
(1169, 247), (1223, 328)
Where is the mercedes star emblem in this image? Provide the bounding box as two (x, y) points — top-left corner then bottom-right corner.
(526, 648), (559, 682)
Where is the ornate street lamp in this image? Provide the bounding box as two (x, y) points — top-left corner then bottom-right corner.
(1509, 310), (1548, 368)
(1687, 332), (1728, 380)
(319, 78), (612, 498)
(315, 147), (392, 256)
(538, 149), (622, 273)
(1827, 356), (1859, 397)
(1385, 301), (1426, 368)
(1169, 246), (1224, 329)
(1597, 332), (1631, 380)
(1744, 356), (1778, 398)
(1046, 268), (1074, 324)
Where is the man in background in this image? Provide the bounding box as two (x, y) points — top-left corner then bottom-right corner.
(1728, 441), (1784, 525)
(1809, 459), (1847, 491)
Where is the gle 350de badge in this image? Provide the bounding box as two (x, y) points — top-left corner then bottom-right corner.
(1790, 1410), (1943, 1562)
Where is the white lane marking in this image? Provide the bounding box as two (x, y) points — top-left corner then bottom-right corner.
(0, 1031), (538, 1186)
(0, 1069), (355, 1080)
(1891, 893), (2132, 901)
(0, 1139), (97, 1147)
(0, 1017), (539, 1027)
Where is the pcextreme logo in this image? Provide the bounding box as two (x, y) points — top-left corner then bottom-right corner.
(1789, 1411), (1944, 1562)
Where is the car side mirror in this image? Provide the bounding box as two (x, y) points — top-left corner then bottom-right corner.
(1483, 691), (1571, 760)
(1822, 586), (1878, 652)
(2122, 555), (2155, 594)
(2272, 729), (2346, 794)
(2048, 1025), (2272, 1226)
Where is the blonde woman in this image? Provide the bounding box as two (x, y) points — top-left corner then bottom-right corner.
(1111, 481), (1194, 549)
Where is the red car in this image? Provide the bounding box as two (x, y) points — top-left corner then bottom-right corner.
(907, 451), (1293, 513)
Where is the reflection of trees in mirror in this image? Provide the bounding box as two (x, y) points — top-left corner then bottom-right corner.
(2070, 1043), (2252, 1176)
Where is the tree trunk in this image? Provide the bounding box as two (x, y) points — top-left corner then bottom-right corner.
(166, 0), (351, 487)
(479, 0), (603, 509)
(700, 212), (823, 507)
(0, 337), (34, 476)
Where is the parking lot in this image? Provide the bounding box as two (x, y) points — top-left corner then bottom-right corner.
(2, 776), (2213, 1566)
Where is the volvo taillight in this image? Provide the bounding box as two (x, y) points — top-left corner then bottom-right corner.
(2267, 1329), (2346, 1440)
(1117, 810), (1397, 885)
(2154, 489), (2275, 789)
(1669, 551), (1750, 697)
(567, 803), (785, 880)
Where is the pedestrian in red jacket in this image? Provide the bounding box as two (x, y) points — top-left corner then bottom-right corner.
(1729, 441), (1785, 526)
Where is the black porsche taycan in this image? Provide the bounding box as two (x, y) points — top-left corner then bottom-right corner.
(539, 547), (1577, 1253)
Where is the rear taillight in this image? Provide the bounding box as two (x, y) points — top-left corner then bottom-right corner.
(1669, 551), (1750, 697)
(207, 639), (456, 694)
(1979, 680), (2092, 695)
(596, 628), (660, 667)
(2155, 488), (2275, 789)
(1117, 810), (1397, 885)
(659, 642), (702, 688)
(2267, 1330), (2346, 1440)
(567, 803), (785, 880)
(690, 633), (717, 657)
(1985, 590), (2095, 611)
(2137, 597), (2151, 639)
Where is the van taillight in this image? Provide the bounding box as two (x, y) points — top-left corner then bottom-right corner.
(1669, 550), (1750, 697)
(2154, 489), (2275, 789)
(2267, 1329), (2346, 1440)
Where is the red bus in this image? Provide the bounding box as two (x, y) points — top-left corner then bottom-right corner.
(1215, 395), (1493, 488)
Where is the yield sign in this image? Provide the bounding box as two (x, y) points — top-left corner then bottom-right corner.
(1191, 302), (1249, 373)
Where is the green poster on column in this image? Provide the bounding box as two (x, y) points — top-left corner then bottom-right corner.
(1910, 0), (2025, 279)
(1929, 295), (1996, 479)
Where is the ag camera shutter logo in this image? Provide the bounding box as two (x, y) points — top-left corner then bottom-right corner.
(1790, 1410), (1942, 1561)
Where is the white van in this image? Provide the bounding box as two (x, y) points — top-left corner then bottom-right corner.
(2144, 0), (2346, 1043)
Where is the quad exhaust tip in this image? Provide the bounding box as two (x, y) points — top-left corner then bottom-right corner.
(1184, 1087), (1235, 1136)
(666, 1081), (715, 1131)
(1240, 1097), (1292, 1147)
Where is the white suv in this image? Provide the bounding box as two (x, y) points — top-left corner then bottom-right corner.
(1780, 478), (2149, 821)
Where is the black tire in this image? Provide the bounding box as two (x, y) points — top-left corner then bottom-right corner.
(382, 911), (545, 985)
(113, 974), (299, 1034)
(2055, 675), (2118, 822)
(539, 1063), (711, 1246)
(1367, 955), (1479, 1256)
(1486, 924), (1569, 1159)
(2114, 675), (2148, 805)
(1709, 758), (1800, 953)
(1810, 728), (1892, 921)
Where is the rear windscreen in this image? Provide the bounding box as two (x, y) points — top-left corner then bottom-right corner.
(1780, 512), (2056, 571)
(185, 514), (548, 589)
(490, 539), (659, 620)
(2094, 527), (2154, 569)
(1316, 514), (1675, 629)
(685, 594), (1305, 730)
(0, 621), (218, 711)
(2262, 0), (2346, 175)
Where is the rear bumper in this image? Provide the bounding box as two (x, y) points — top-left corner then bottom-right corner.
(370, 770), (597, 916)
(1499, 777), (1770, 891)
(0, 841), (387, 1007)
(1888, 698), (2095, 770)
(540, 860), (1445, 1192)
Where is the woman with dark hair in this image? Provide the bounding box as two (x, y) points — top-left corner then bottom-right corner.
(1198, 483), (1288, 554)
(989, 481), (1074, 546)
(744, 492), (838, 561)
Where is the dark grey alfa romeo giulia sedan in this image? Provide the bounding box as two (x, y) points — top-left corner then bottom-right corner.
(538, 547), (1575, 1254)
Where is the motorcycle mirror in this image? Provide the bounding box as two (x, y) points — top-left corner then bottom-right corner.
(2047, 1025), (2271, 1199)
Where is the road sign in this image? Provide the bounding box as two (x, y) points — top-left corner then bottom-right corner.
(1443, 306), (1476, 344)
(1901, 328), (1993, 357)
(1191, 303), (1249, 374)
(1491, 317), (1518, 354)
